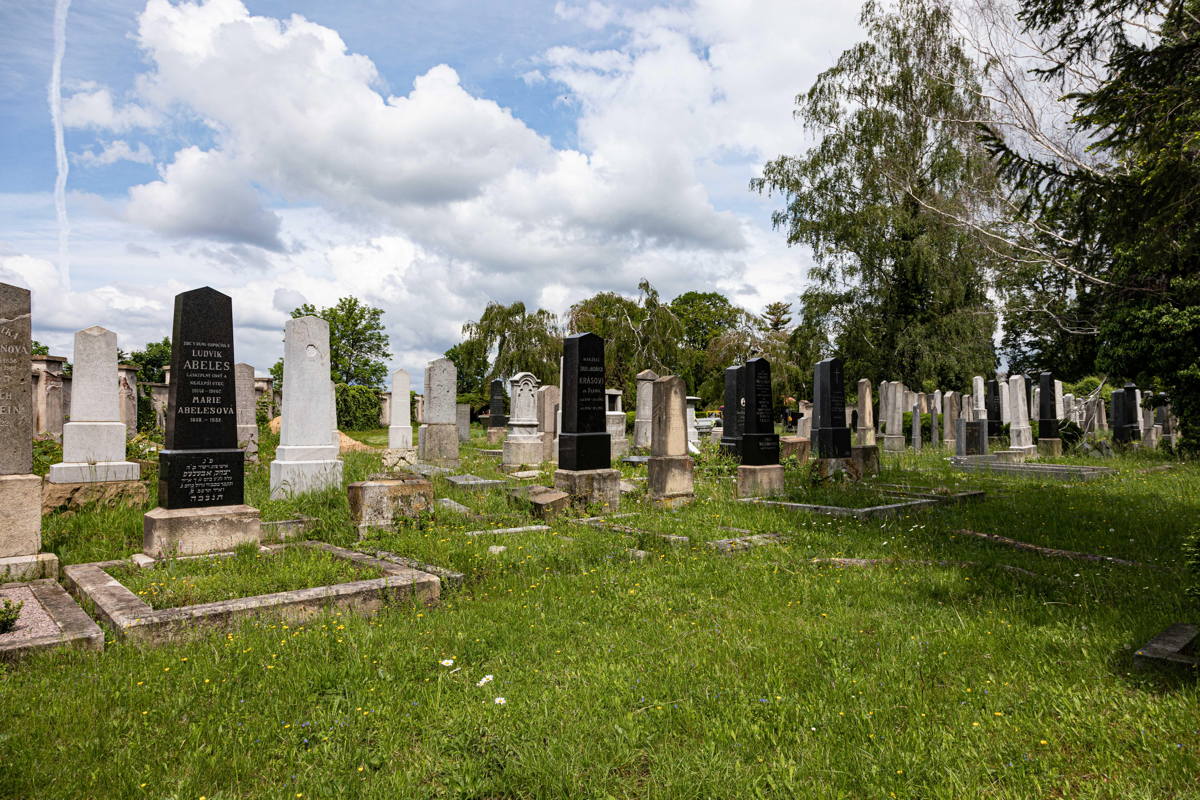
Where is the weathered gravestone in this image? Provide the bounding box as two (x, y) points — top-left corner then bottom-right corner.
(884, 381), (905, 452)
(553, 333), (619, 509)
(487, 378), (507, 444)
(234, 363), (259, 462)
(502, 372), (543, 468)
(633, 369), (658, 451)
(720, 365), (744, 457)
(736, 357), (783, 497)
(536, 384), (559, 463)
(48, 326), (140, 483)
(418, 358), (459, 466)
(606, 389), (628, 459)
(1008, 374), (1036, 454)
(1037, 372), (1062, 456)
(856, 378), (875, 446)
(985, 379), (1001, 438)
(145, 288), (260, 557)
(269, 316), (343, 498)
(384, 368), (417, 468)
(456, 403), (471, 443)
(0, 284), (58, 580)
(943, 391), (959, 452)
(647, 375), (693, 507)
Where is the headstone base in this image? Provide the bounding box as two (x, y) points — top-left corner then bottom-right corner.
(60, 421), (126, 464)
(856, 428), (876, 447)
(553, 468), (620, 511)
(0, 475), (43, 559)
(348, 475), (433, 530)
(143, 504), (262, 557)
(269, 458), (345, 499)
(1037, 438), (1063, 458)
(994, 449), (1028, 464)
(648, 455), (694, 507)
(0, 553), (59, 582)
(47, 461), (140, 484)
(42, 479), (147, 515)
(780, 436), (811, 464)
(418, 423), (460, 466)
(609, 435), (630, 461)
(487, 427), (506, 444)
(883, 434), (906, 452)
(811, 457), (865, 483)
(381, 447), (418, 470)
(526, 486), (571, 519)
(850, 445), (880, 477)
(388, 426), (413, 450)
(736, 464), (785, 499)
(502, 436), (544, 469)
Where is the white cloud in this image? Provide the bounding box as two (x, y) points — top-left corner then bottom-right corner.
(74, 140), (156, 167)
(125, 146), (283, 250)
(62, 86), (158, 131)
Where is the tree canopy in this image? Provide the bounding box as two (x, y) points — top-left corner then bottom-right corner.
(272, 297), (391, 389)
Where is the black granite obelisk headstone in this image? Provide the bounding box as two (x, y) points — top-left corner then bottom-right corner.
(1037, 372), (1058, 440)
(488, 379), (507, 428)
(1118, 382), (1141, 443)
(1110, 387), (1127, 442)
(558, 333), (610, 471)
(159, 288), (244, 508)
(813, 357), (851, 458)
(985, 379), (1001, 437)
(740, 357), (779, 465)
(720, 365), (743, 457)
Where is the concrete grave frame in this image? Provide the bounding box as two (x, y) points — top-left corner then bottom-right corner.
(0, 579), (105, 662)
(63, 541), (441, 644)
(949, 456), (1116, 481)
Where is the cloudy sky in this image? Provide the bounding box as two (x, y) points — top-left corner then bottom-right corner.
(0, 0), (863, 384)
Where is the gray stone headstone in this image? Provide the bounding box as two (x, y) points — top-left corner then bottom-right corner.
(234, 363), (258, 461)
(633, 369), (658, 450)
(0, 283), (32, 475)
(388, 369), (412, 449)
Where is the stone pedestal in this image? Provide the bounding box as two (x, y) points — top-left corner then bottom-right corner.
(143, 504), (261, 557)
(736, 464), (785, 499)
(553, 468), (620, 511)
(42, 479), (147, 515)
(347, 475), (433, 530)
(811, 457), (864, 483)
(270, 446), (344, 499)
(780, 436), (811, 464)
(994, 449), (1028, 464)
(1037, 438), (1063, 458)
(850, 444), (880, 477)
(648, 455), (693, 507)
(883, 434), (905, 452)
(419, 423), (461, 466)
(0, 475), (58, 579)
(487, 427), (505, 444)
(502, 436), (543, 467)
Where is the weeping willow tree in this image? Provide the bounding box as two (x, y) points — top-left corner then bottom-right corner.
(456, 301), (562, 389)
(753, 0), (1003, 390)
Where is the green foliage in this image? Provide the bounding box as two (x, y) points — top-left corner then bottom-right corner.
(255, 395), (272, 427)
(334, 384), (382, 431)
(126, 433), (161, 462)
(460, 300), (561, 389)
(753, 0), (1000, 388)
(1186, 530), (1200, 604)
(0, 598), (22, 633)
(445, 337), (489, 397)
(983, 1), (1200, 449)
(31, 438), (62, 477)
(135, 385), (158, 433)
(128, 337), (172, 383)
(30, 340), (49, 357)
(284, 297), (391, 388)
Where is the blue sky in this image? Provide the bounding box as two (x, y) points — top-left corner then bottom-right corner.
(0, 0), (863, 382)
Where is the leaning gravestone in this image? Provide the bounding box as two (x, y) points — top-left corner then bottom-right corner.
(553, 333), (619, 509)
(736, 357), (783, 498)
(145, 288), (260, 557)
(0, 284), (57, 580)
(502, 372), (543, 468)
(720, 364), (744, 457)
(269, 316), (343, 499)
(647, 375), (693, 507)
(48, 326), (140, 483)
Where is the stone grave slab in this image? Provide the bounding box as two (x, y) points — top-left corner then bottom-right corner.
(446, 473), (506, 490)
(0, 579), (104, 662)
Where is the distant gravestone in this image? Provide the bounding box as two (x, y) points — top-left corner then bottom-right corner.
(502, 372), (542, 468)
(234, 362), (259, 462)
(943, 391), (959, 451)
(557, 333), (609, 471)
(1008, 375), (1035, 453)
(489, 379), (507, 429)
(536, 384), (559, 463)
(388, 369), (413, 450)
(985, 379), (1001, 437)
(418, 358), (459, 466)
(633, 369), (658, 450)
(856, 378), (875, 446)
(456, 403), (471, 442)
(740, 357), (780, 466)
(554, 333), (619, 509)
(1037, 372), (1059, 440)
(647, 375), (693, 506)
(813, 357), (851, 459)
(720, 365), (743, 457)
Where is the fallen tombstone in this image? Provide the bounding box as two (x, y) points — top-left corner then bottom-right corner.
(1134, 624), (1198, 671)
(436, 498), (473, 515)
(446, 474), (506, 490)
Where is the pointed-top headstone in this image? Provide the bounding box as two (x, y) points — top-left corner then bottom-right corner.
(740, 357), (779, 466)
(720, 364), (743, 456)
(813, 357), (851, 458)
(558, 333), (610, 471)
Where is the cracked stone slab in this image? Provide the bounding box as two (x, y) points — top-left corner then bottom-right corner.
(412, 463), (453, 476)
(436, 498), (473, 514)
(446, 474), (506, 490)
(463, 525), (551, 536)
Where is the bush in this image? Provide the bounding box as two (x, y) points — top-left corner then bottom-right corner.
(32, 438), (62, 477)
(136, 387), (158, 433)
(1185, 533), (1200, 605)
(0, 598), (22, 634)
(256, 395), (273, 427)
(335, 384), (382, 431)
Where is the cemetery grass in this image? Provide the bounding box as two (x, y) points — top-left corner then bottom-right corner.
(108, 542), (384, 610)
(2, 433), (1199, 798)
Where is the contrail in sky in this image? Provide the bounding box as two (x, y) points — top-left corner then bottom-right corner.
(49, 0), (72, 292)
